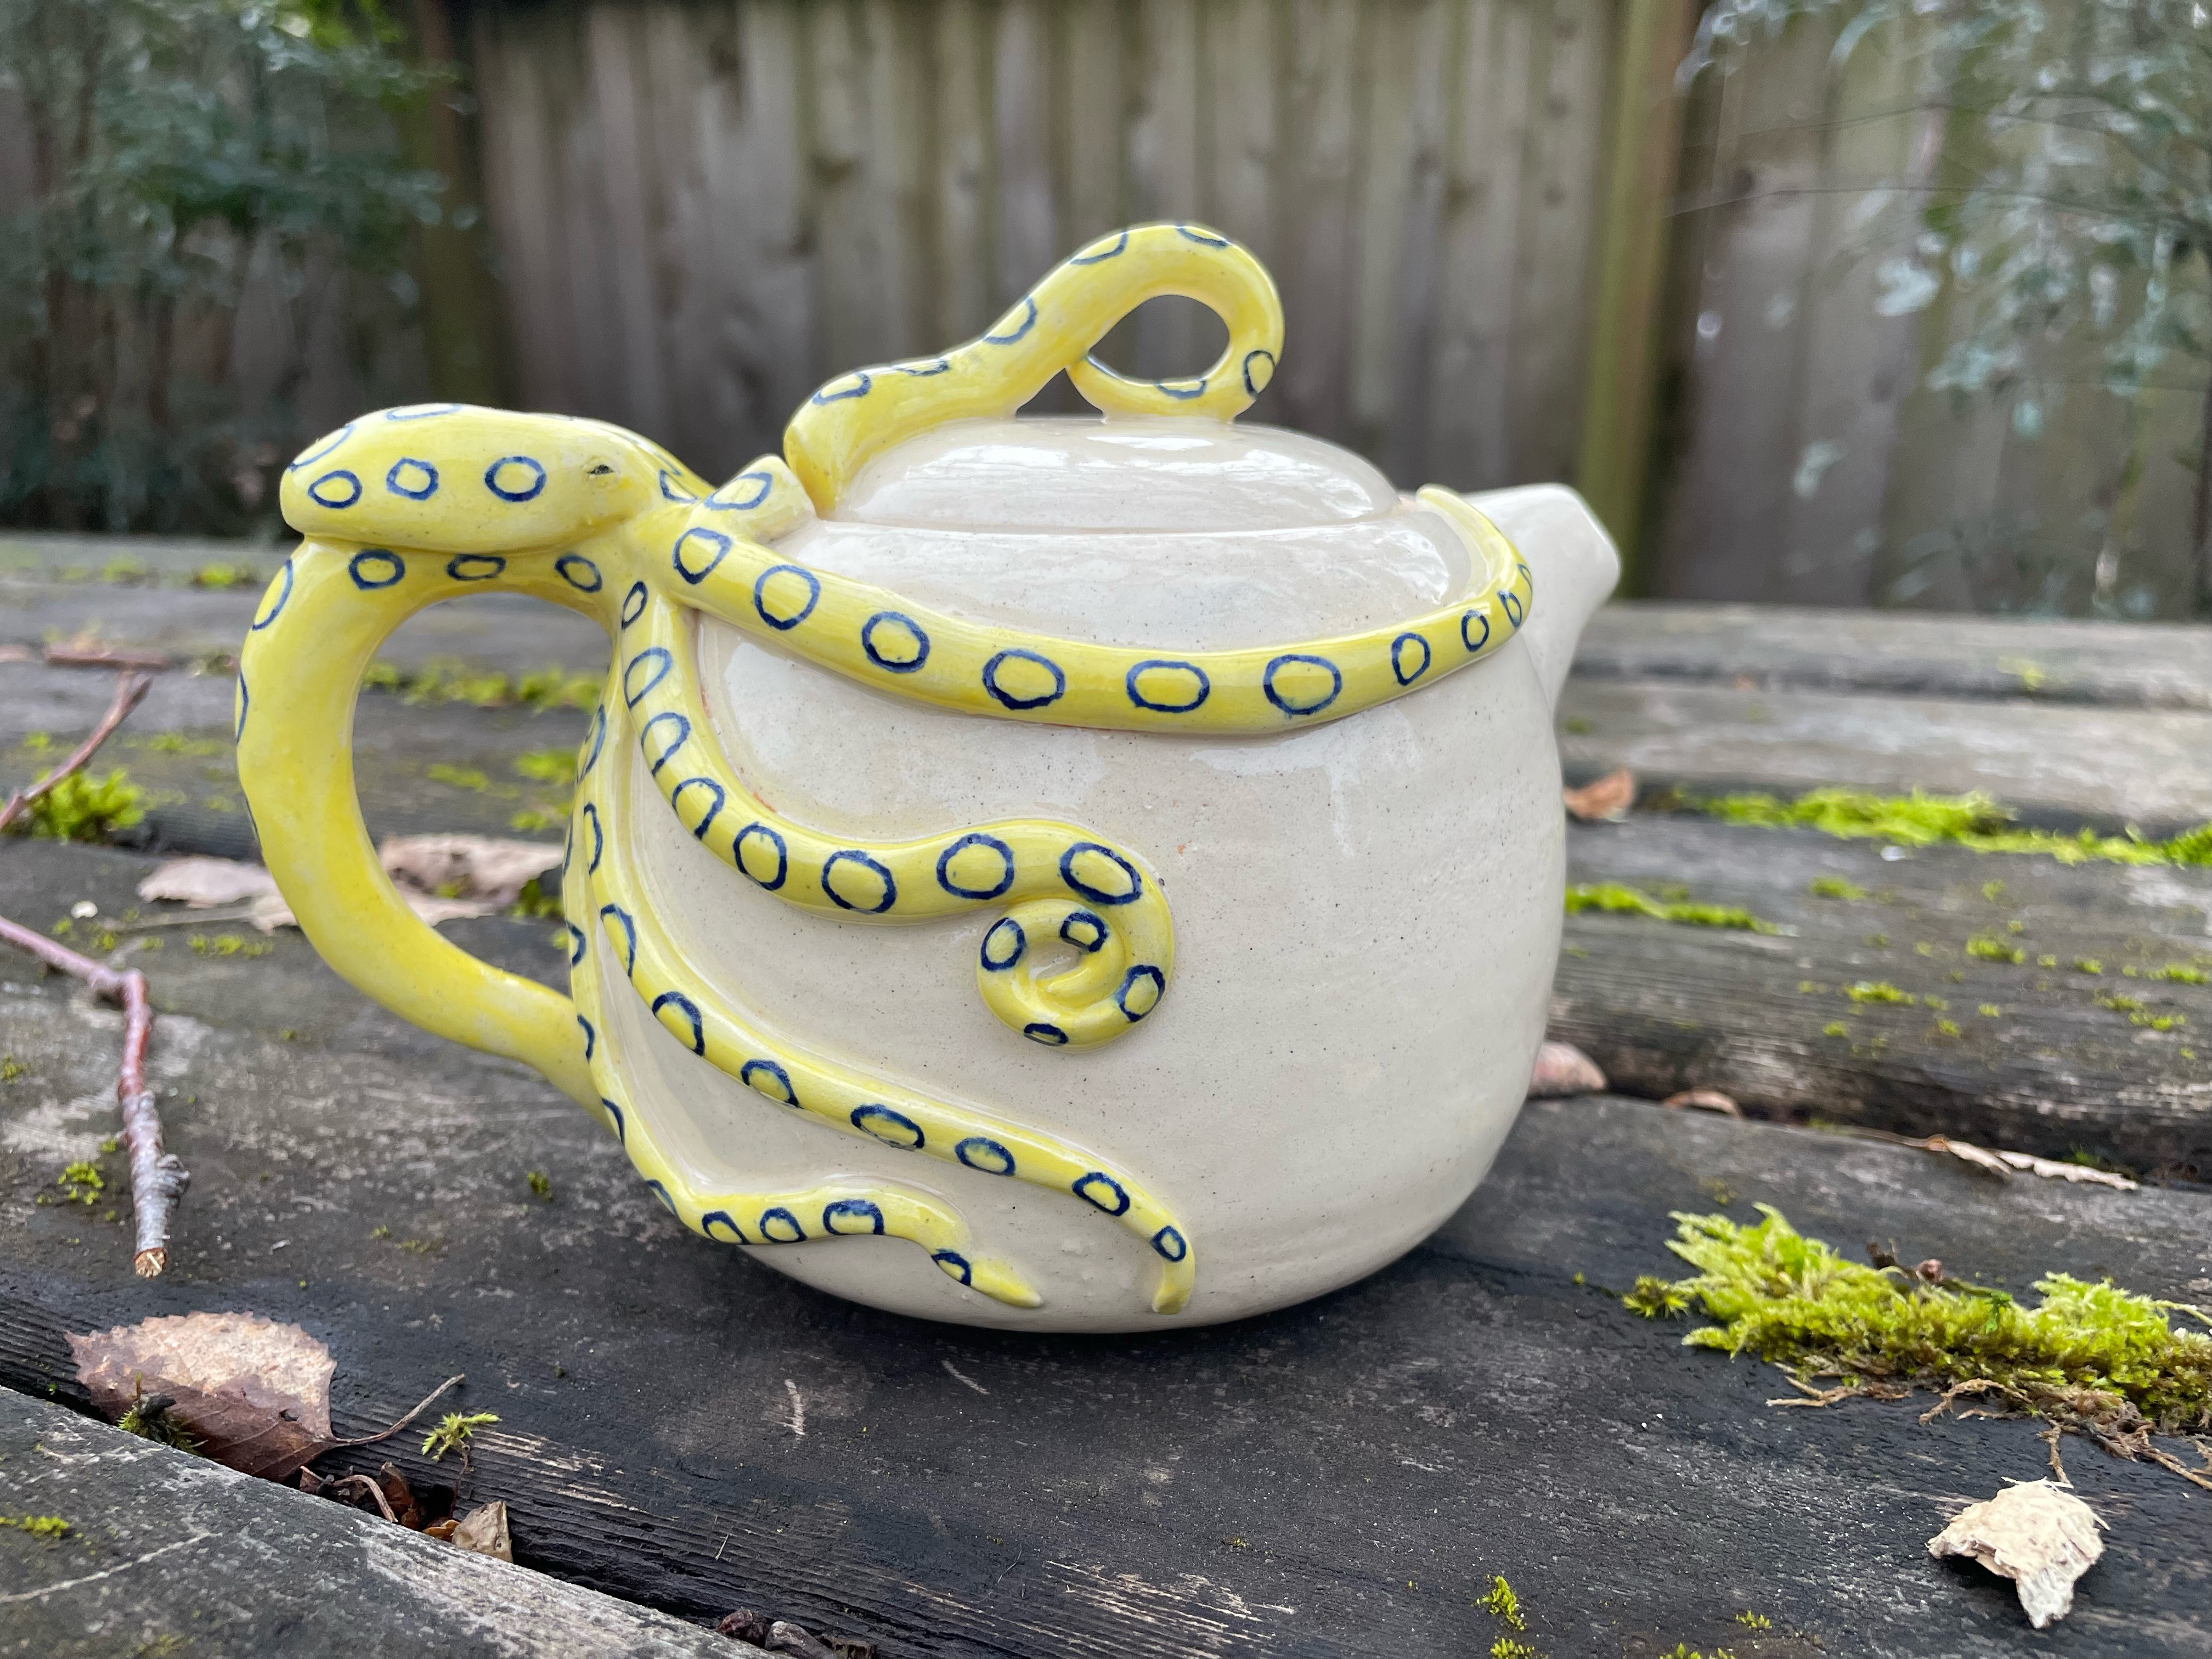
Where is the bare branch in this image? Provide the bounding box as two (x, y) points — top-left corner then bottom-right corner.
(0, 669), (153, 835)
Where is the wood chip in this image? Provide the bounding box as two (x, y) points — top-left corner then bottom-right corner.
(448, 1499), (513, 1561)
(1562, 766), (1636, 822)
(1928, 1479), (2104, 1628)
(1662, 1088), (1743, 1117)
(1526, 1040), (1607, 1098)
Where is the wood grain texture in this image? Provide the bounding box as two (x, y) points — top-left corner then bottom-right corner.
(460, 0), (1620, 488)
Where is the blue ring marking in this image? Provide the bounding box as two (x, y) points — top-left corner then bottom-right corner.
(1176, 224), (1231, 247)
(822, 1198), (885, 1235)
(812, 371), (871, 404)
(956, 1136), (1017, 1176)
(706, 469), (774, 510)
(1502, 588), (1524, 628)
(1241, 348), (1277, 397)
(1263, 652), (1343, 717)
(933, 1250), (973, 1285)
(1059, 841), (1143, 906)
(1391, 631), (1431, 685)
(701, 1210), (746, 1243)
(984, 296), (1037, 345)
(599, 904), (637, 977)
(1153, 378), (1206, 400)
(734, 823), (787, 890)
(652, 991), (704, 1054)
(1460, 609), (1491, 654)
(1023, 1023), (1069, 1047)
(1125, 658), (1211, 714)
(658, 469), (698, 504)
(579, 708), (606, 778)
(757, 1207), (805, 1243)
(673, 526), (730, 584)
(646, 1180), (678, 1216)
(385, 458), (438, 500)
(576, 1014), (596, 1060)
(822, 849), (896, 913)
(582, 801), (603, 872)
(979, 917), (1026, 972)
(250, 560), (294, 630)
(1059, 910), (1107, 953)
(620, 580), (647, 628)
(936, 832), (1015, 901)
(740, 1058), (797, 1105)
(861, 611), (930, 674)
(447, 553), (505, 583)
(287, 424), (353, 470)
(981, 647), (1066, 711)
(308, 469), (362, 509)
(234, 672), (248, 741)
(753, 564), (821, 630)
(1073, 1172), (1131, 1216)
(1068, 229), (1128, 264)
(563, 923), (586, 966)
(557, 552), (603, 592)
(1151, 1224), (1189, 1262)
(640, 710), (691, 774)
(894, 358), (952, 377)
(600, 1097), (625, 1144)
(348, 549), (404, 590)
(851, 1104), (924, 1149)
(484, 455), (547, 501)
(385, 403), (461, 420)
(672, 776), (726, 839)
(623, 647), (673, 707)
(1116, 964), (1166, 1022)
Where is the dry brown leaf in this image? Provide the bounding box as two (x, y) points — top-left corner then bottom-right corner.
(1562, 766), (1636, 822)
(448, 1499), (513, 1561)
(1662, 1088), (1744, 1118)
(1921, 1136), (2139, 1192)
(70, 1310), (336, 1481)
(246, 888), (506, 933)
(1928, 1479), (2104, 1628)
(137, 857), (280, 909)
(378, 834), (560, 905)
(1527, 1040), (1607, 1098)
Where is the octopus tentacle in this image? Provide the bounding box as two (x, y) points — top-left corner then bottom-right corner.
(582, 718), (1194, 1314)
(562, 690), (1046, 1310)
(619, 589), (1175, 1049)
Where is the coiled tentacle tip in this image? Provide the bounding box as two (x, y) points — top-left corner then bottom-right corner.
(945, 1254), (1045, 1309)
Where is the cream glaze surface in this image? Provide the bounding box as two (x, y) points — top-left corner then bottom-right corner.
(596, 419), (1618, 1329)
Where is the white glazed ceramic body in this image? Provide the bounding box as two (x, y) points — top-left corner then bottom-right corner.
(596, 418), (1618, 1330)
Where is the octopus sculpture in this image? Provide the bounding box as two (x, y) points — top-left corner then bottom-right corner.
(236, 224), (1533, 1317)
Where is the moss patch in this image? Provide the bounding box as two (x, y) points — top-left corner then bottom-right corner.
(1565, 883), (1776, 933)
(1702, 786), (2212, 868)
(362, 658), (599, 712)
(13, 768), (144, 843)
(1630, 1205), (2211, 1474)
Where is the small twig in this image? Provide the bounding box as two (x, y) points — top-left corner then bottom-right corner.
(0, 668), (183, 1276)
(322, 1474), (399, 1523)
(330, 1374), (467, 1452)
(43, 645), (169, 672)
(0, 669), (152, 834)
(2040, 1423), (2072, 1486)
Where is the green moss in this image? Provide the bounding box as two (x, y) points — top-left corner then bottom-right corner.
(190, 562), (254, 589)
(129, 731), (228, 757)
(1637, 1206), (2211, 1441)
(1702, 786), (2212, 869)
(1966, 935), (2024, 964)
(1477, 1577), (1526, 1631)
(1807, 876), (1865, 900)
(1564, 883), (1776, 933)
(426, 763), (490, 792)
(512, 747), (575, 783)
(363, 658), (599, 712)
(187, 933), (271, 958)
(17, 768), (144, 843)
(1821, 1022), (1848, 1037)
(57, 1161), (103, 1205)
(1623, 1275), (1691, 1318)
(0, 1514), (69, 1539)
(422, 1410), (499, 1462)
(1489, 1643), (1542, 1659)
(1734, 1611), (1771, 1630)
(2153, 963), (2208, 985)
(526, 1170), (552, 1200)
(0, 1056), (22, 1083)
(1845, 981), (1912, 1005)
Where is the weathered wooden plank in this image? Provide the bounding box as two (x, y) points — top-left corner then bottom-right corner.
(929, 0), (994, 346)
(994, 0), (1060, 307)
(0, 1394), (760, 1659)
(1126, 0), (1203, 380)
(1269, 0), (1362, 444)
(1557, 679), (2212, 828)
(1556, 814), (2212, 1173)
(1576, 603), (2212, 711)
(1, 847), (2207, 1657)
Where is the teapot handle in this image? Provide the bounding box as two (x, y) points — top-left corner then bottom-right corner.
(784, 222), (1285, 511)
(233, 544), (601, 1107)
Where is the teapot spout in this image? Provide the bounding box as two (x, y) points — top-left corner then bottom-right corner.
(1465, 484), (1620, 712)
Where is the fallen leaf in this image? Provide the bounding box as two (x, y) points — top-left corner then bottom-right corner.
(247, 888), (505, 933)
(1928, 1479), (2104, 1628)
(378, 834), (560, 906)
(70, 1311), (335, 1481)
(1662, 1088), (1743, 1118)
(138, 856), (280, 909)
(448, 1499), (513, 1561)
(1562, 766), (1636, 822)
(1527, 1040), (1607, 1098)
(1922, 1136), (2138, 1192)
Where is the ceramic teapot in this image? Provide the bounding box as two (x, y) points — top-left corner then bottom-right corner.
(236, 224), (1617, 1331)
